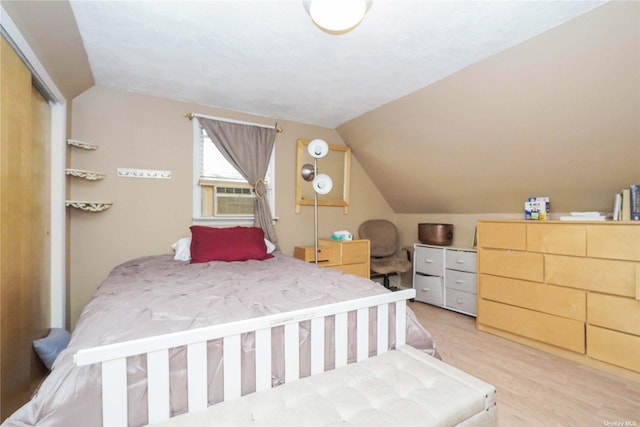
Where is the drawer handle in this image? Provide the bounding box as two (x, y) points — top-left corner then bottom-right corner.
(456, 298), (464, 304)
(455, 279), (465, 284)
(424, 259), (434, 264)
(456, 259), (465, 264)
(421, 288), (430, 292)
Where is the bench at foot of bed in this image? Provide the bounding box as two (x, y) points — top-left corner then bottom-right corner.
(148, 345), (497, 427)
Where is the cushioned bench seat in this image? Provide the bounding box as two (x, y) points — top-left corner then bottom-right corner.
(149, 345), (497, 426)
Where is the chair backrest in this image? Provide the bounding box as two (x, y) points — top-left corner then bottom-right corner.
(359, 219), (399, 258)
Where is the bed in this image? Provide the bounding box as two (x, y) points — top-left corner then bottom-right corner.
(3, 228), (436, 427)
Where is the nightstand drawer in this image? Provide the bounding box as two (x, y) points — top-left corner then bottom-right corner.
(293, 245), (339, 266)
(414, 246), (444, 276)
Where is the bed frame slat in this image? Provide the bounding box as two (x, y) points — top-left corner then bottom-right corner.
(101, 358), (128, 427)
(310, 317), (324, 375)
(255, 328), (271, 391)
(187, 342), (208, 411)
(284, 323), (300, 382)
(334, 311), (348, 368)
(377, 303), (389, 355)
(396, 299), (407, 346)
(147, 349), (170, 424)
(223, 335), (242, 400)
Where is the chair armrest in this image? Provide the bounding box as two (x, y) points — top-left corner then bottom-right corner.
(401, 245), (413, 262)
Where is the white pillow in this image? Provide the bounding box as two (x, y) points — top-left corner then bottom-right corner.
(172, 237), (192, 261)
(172, 236), (274, 260)
(265, 238), (276, 254)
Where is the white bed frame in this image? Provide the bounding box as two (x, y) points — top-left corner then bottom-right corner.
(74, 289), (416, 427)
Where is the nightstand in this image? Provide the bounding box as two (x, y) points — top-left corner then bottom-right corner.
(293, 239), (370, 279)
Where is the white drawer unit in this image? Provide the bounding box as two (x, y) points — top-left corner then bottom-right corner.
(413, 244), (477, 316)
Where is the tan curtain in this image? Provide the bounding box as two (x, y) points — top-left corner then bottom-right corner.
(197, 118), (278, 248)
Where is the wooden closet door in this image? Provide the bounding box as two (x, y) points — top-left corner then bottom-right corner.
(0, 36), (51, 421)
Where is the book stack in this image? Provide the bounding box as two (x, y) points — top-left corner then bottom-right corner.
(612, 184), (640, 221)
(560, 212), (609, 221)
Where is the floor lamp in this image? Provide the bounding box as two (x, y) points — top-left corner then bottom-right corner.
(300, 139), (333, 264)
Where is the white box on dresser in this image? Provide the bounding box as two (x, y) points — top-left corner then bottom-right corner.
(413, 244), (477, 316)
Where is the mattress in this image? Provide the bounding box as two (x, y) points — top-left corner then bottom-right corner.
(148, 345), (497, 427)
(4, 253), (436, 427)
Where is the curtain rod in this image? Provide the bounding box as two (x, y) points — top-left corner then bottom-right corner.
(184, 112), (283, 133)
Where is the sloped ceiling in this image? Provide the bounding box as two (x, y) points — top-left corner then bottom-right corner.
(337, 1), (640, 214)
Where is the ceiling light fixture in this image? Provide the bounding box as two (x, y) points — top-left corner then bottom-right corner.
(305, 0), (371, 34)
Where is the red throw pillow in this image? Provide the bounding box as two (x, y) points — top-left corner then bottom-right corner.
(189, 226), (273, 263)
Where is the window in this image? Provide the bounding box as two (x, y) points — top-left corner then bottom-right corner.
(192, 121), (275, 224)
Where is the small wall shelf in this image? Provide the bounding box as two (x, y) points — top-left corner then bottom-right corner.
(67, 139), (98, 150)
(65, 200), (113, 212)
(65, 168), (105, 181)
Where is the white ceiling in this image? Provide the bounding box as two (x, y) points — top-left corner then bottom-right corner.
(69, 0), (604, 128)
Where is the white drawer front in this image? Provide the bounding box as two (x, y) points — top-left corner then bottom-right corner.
(446, 288), (477, 316)
(414, 274), (444, 306)
(445, 249), (477, 273)
(414, 246), (444, 276)
(445, 269), (477, 294)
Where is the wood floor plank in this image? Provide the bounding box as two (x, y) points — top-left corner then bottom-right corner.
(409, 301), (640, 426)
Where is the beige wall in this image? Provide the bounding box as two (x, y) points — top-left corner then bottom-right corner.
(68, 86), (393, 327)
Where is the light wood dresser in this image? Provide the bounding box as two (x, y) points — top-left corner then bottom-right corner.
(294, 239), (370, 279)
(477, 220), (640, 380)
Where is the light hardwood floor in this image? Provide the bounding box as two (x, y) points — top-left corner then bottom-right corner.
(408, 301), (640, 427)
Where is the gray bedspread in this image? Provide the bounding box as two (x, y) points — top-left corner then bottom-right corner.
(4, 253), (436, 427)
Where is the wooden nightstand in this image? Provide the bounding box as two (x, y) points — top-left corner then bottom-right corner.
(293, 239), (370, 279)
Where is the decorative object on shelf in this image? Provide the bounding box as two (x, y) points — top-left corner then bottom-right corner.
(300, 138), (333, 264)
(304, 0), (371, 34)
(524, 196), (549, 220)
(65, 168), (105, 181)
(66, 139), (98, 150)
(65, 200), (113, 212)
(116, 168), (172, 179)
(418, 223), (454, 246)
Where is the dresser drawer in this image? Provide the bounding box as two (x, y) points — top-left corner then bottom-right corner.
(414, 274), (444, 306)
(479, 274), (585, 321)
(478, 299), (585, 353)
(478, 222), (526, 250)
(587, 292), (640, 336)
(587, 325), (640, 373)
(545, 255), (638, 297)
(527, 223), (586, 256)
(445, 269), (476, 294)
(445, 250), (477, 273)
(587, 225), (640, 261)
(414, 246), (444, 276)
(478, 249), (543, 282)
(340, 240), (370, 264)
(446, 288), (476, 316)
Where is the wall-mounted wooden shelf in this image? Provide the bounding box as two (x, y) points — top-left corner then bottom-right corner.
(65, 200), (113, 212)
(65, 168), (105, 181)
(67, 139), (98, 150)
